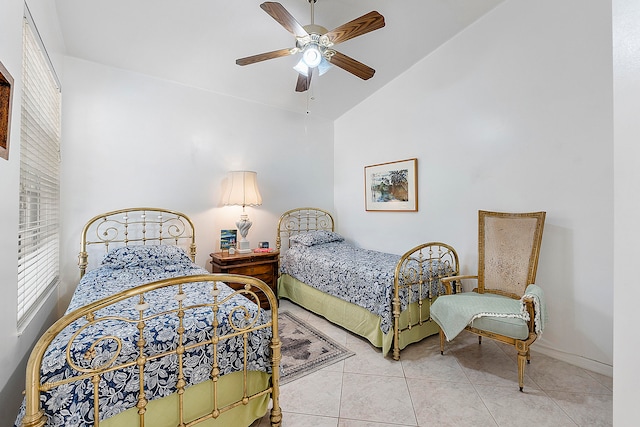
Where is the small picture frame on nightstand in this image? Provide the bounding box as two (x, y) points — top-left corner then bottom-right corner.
(220, 229), (237, 252)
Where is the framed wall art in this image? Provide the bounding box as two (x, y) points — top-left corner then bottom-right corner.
(0, 60), (14, 160)
(364, 158), (418, 212)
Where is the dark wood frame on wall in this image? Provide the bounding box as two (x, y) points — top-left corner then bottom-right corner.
(0, 60), (14, 160)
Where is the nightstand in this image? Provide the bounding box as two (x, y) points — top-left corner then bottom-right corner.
(209, 250), (279, 309)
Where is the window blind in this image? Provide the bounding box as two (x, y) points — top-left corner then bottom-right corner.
(17, 14), (61, 328)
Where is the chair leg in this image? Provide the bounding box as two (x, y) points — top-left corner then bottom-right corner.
(517, 349), (527, 392)
(439, 329), (445, 355)
(478, 335), (482, 345)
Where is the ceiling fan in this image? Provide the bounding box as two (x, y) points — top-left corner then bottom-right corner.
(236, 1), (385, 92)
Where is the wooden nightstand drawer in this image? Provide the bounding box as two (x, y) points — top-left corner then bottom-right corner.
(228, 264), (272, 276)
(224, 281), (272, 309)
(209, 250), (279, 310)
(251, 273), (275, 285)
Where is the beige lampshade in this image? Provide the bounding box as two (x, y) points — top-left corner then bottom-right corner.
(222, 171), (263, 207)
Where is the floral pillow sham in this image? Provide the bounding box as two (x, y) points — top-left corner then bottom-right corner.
(289, 230), (344, 247)
(101, 244), (193, 269)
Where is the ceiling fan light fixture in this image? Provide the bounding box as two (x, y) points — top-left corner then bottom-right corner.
(302, 43), (322, 68)
(293, 58), (310, 76)
(317, 57), (332, 76)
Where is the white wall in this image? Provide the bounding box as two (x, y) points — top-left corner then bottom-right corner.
(0, 0), (67, 421)
(335, 0), (613, 374)
(613, 0), (640, 422)
(58, 57), (334, 305)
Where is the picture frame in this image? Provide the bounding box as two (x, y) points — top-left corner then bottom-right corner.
(364, 158), (418, 212)
(0, 60), (14, 161)
(220, 229), (237, 250)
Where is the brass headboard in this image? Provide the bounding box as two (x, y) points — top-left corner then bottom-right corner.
(78, 207), (196, 277)
(276, 207), (335, 253)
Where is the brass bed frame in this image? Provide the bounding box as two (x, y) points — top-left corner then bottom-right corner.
(21, 208), (282, 427)
(276, 207), (459, 360)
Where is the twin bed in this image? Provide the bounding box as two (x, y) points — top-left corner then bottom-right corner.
(17, 206), (459, 427)
(277, 207), (459, 360)
(17, 208), (282, 427)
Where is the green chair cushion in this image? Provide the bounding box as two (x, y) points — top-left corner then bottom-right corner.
(470, 313), (529, 339)
(431, 292), (529, 341)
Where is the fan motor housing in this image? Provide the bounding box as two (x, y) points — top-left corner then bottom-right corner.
(303, 24), (328, 35)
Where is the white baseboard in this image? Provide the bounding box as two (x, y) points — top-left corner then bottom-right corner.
(532, 343), (613, 377)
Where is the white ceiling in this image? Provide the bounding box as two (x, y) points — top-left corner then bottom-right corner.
(54, 0), (505, 121)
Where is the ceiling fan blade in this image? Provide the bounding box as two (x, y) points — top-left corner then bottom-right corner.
(236, 48), (294, 66)
(260, 2), (308, 38)
(325, 11), (385, 45)
(329, 51), (375, 80)
(295, 72), (312, 92)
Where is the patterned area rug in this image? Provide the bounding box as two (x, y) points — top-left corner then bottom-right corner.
(279, 311), (355, 384)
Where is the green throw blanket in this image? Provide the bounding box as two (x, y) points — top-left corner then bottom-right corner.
(431, 284), (546, 341)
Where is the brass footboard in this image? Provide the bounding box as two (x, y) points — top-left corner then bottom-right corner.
(392, 242), (459, 360)
(20, 274), (282, 427)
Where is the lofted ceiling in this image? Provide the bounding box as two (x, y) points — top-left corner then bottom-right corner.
(54, 0), (505, 121)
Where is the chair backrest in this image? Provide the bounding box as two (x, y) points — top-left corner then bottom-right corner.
(478, 210), (546, 298)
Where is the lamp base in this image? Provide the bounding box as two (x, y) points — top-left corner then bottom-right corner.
(237, 240), (251, 254)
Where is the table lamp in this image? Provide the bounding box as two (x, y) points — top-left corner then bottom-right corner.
(222, 171), (262, 254)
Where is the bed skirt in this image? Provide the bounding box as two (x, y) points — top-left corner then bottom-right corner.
(102, 371), (271, 427)
(278, 274), (440, 357)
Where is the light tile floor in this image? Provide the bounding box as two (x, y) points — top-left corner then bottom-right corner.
(254, 300), (612, 427)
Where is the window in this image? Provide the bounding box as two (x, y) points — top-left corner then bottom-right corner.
(17, 10), (61, 329)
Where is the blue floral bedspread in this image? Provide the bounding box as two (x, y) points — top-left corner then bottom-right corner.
(15, 245), (272, 427)
(281, 240), (447, 335)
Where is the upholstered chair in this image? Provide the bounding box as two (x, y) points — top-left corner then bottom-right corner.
(431, 210), (546, 391)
